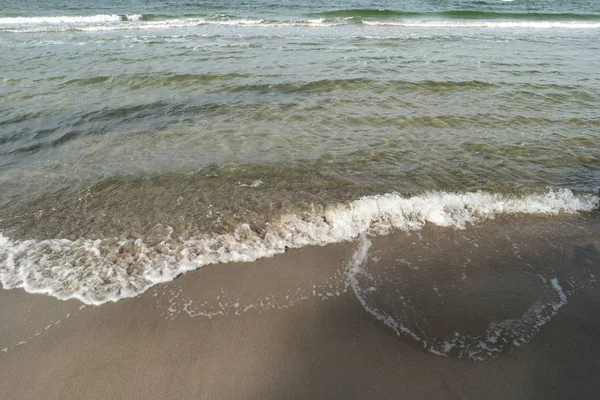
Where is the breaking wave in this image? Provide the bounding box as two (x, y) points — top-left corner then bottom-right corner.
(0, 189), (597, 305)
(0, 14), (143, 24)
(2, 12), (600, 33)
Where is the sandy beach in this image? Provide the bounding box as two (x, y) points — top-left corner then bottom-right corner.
(2, 0), (600, 398)
(2, 216), (599, 400)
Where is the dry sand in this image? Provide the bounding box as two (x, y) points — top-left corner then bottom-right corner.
(2, 219), (600, 399)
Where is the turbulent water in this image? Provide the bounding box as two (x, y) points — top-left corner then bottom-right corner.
(1, 0), (599, 358)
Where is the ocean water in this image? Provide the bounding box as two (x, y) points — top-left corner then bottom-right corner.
(1, 0), (599, 358)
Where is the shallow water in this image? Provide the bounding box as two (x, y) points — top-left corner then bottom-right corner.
(353, 214), (600, 359)
(1, 0), (599, 206)
(1, 0), (599, 330)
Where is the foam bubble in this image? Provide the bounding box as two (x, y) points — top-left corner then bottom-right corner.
(0, 189), (597, 305)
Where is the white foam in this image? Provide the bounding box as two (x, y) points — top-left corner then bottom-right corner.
(126, 15), (142, 22)
(550, 278), (568, 308)
(4, 15), (596, 34)
(0, 14), (141, 25)
(362, 20), (600, 29)
(0, 189), (597, 305)
(0, 15), (337, 32)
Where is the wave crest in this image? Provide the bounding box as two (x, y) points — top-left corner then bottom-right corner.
(2, 13), (600, 33)
(0, 14), (142, 25)
(0, 189), (597, 305)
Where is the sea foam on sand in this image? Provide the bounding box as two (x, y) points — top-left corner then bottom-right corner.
(0, 189), (597, 305)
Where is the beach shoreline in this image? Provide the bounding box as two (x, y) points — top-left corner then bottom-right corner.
(2, 217), (599, 399)
(2, 1), (600, 398)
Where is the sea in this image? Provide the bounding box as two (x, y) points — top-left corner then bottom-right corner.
(1, 0), (599, 359)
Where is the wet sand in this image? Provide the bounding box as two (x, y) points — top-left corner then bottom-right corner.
(1, 217), (600, 399)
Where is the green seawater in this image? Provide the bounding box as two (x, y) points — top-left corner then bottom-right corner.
(0, 0), (599, 238)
